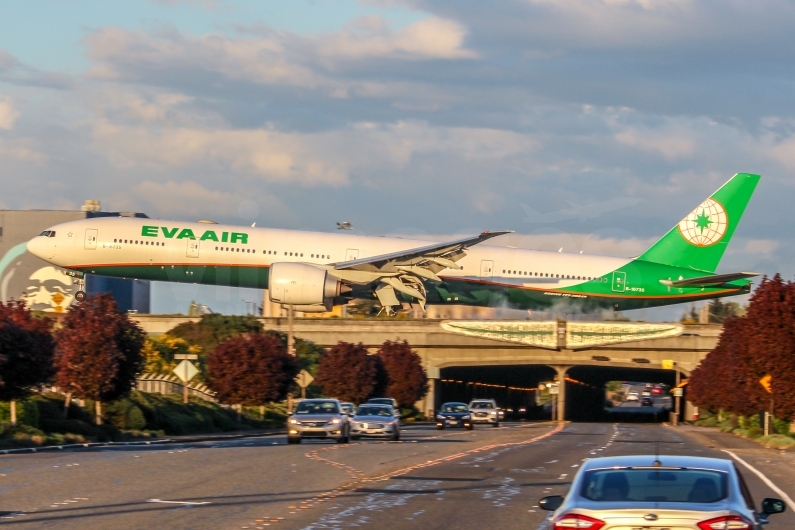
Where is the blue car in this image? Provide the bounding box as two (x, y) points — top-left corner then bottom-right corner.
(436, 402), (473, 430)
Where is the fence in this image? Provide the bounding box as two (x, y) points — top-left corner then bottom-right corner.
(135, 373), (217, 402)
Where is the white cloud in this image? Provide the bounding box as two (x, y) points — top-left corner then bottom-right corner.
(0, 96), (20, 129)
(318, 16), (477, 61)
(113, 180), (294, 223)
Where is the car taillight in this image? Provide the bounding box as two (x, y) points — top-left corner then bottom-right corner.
(553, 514), (606, 530)
(697, 515), (753, 530)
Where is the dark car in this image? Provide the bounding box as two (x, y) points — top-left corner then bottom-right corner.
(641, 396), (654, 407)
(436, 402), (473, 430)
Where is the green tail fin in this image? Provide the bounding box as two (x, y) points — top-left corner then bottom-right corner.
(638, 173), (760, 273)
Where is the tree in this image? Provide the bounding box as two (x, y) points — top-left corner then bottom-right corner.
(315, 342), (380, 404)
(55, 294), (145, 425)
(207, 333), (298, 405)
(0, 301), (55, 424)
(167, 314), (263, 356)
(141, 336), (201, 379)
(377, 341), (428, 408)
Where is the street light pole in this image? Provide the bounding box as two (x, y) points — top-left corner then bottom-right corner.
(287, 304), (295, 413)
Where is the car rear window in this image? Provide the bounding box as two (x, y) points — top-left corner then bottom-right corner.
(580, 468), (729, 503)
(442, 403), (469, 413)
(295, 401), (340, 415)
(357, 406), (393, 417)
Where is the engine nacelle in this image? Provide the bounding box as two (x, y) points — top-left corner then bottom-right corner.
(268, 262), (341, 306)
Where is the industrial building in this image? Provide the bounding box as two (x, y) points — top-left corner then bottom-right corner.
(0, 200), (151, 313)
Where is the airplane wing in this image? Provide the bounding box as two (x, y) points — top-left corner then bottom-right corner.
(329, 230), (512, 314)
(334, 230), (512, 272)
(659, 271), (759, 287)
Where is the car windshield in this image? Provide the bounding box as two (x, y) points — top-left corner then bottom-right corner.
(294, 401), (340, 415)
(580, 468), (729, 503)
(368, 399), (392, 405)
(356, 406), (393, 417)
(442, 403), (468, 413)
(341, 404), (354, 413)
(470, 402), (494, 409)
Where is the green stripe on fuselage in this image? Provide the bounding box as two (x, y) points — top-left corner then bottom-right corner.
(76, 259), (748, 312)
(75, 265), (271, 289)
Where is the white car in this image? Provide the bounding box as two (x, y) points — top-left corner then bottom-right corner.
(468, 399), (501, 426)
(626, 392), (639, 401)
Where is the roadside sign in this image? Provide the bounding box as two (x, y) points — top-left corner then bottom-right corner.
(661, 359), (675, 370)
(173, 360), (199, 383)
(549, 383), (560, 395)
(174, 354), (198, 360)
(295, 370), (315, 388)
(759, 374), (772, 394)
(673, 388), (683, 397)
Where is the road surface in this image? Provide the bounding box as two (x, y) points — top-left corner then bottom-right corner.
(0, 422), (793, 529)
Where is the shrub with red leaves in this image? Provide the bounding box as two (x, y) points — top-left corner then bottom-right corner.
(315, 342), (380, 404)
(377, 340), (428, 409)
(55, 294), (145, 423)
(0, 300), (55, 401)
(689, 275), (795, 419)
(206, 333), (298, 405)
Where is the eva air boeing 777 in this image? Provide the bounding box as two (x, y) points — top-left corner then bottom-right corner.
(28, 173), (759, 314)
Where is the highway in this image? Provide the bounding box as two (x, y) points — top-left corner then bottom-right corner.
(0, 422), (793, 529)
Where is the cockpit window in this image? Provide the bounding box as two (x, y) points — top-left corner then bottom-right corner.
(39, 230), (56, 237)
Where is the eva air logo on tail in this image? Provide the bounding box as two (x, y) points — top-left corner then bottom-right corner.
(677, 198), (728, 247)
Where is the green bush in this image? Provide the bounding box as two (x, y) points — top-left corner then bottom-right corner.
(773, 418), (791, 436)
(129, 391), (238, 435)
(0, 400), (40, 428)
(104, 398), (147, 431)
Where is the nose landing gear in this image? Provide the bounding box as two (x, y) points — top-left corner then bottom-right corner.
(65, 270), (87, 302)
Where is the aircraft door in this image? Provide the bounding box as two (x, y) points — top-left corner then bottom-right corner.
(479, 260), (494, 280)
(187, 239), (200, 258)
(345, 248), (359, 261)
(84, 229), (98, 250)
(612, 271), (626, 292)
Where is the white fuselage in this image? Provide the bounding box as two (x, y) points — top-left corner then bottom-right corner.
(28, 217), (629, 289)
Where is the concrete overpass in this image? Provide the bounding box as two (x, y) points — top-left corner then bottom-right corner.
(132, 316), (720, 421)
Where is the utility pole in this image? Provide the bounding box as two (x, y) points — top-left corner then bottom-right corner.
(673, 364), (680, 426)
(287, 304), (295, 413)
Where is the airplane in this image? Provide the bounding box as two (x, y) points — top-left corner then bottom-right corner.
(27, 173), (760, 315)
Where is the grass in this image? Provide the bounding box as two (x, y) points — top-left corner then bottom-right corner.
(694, 410), (794, 449)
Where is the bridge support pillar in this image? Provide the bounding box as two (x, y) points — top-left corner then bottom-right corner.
(553, 365), (570, 422)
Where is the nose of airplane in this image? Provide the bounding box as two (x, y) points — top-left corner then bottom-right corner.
(27, 236), (43, 259)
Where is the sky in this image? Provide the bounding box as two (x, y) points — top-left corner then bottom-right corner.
(1, 0), (793, 318)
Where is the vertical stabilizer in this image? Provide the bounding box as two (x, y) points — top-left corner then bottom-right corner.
(638, 173), (760, 273)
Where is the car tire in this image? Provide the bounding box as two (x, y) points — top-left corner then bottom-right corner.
(436, 424), (444, 430)
(465, 423), (473, 430)
(391, 431), (400, 442)
(287, 437), (301, 445)
(351, 435), (360, 441)
(493, 422), (500, 428)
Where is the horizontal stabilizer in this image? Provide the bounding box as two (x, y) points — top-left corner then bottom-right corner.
(659, 271), (759, 288)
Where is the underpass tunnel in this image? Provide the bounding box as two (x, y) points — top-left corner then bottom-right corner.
(439, 365), (556, 419)
(565, 365), (684, 423)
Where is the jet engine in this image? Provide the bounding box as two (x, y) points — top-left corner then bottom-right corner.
(268, 262), (341, 306)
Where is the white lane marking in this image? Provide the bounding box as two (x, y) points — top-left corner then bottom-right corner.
(545, 460), (558, 463)
(722, 450), (795, 511)
(147, 499), (211, 506)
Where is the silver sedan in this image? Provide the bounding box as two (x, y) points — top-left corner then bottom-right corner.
(539, 455), (786, 529)
(350, 404), (400, 441)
